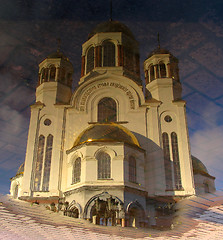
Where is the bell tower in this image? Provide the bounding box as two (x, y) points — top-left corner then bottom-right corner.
(80, 21), (141, 85)
(144, 47), (181, 102)
(36, 50), (73, 105)
(144, 47), (195, 196)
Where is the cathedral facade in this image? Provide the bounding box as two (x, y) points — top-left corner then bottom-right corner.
(10, 21), (215, 227)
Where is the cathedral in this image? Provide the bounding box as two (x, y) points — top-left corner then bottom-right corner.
(10, 20), (215, 228)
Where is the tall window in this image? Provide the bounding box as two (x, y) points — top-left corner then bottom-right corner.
(98, 97), (117, 122)
(97, 152), (111, 179)
(102, 41), (115, 67)
(129, 156), (136, 183)
(42, 134), (53, 191)
(150, 65), (155, 81)
(49, 65), (56, 81)
(162, 132), (173, 190)
(171, 132), (182, 190)
(86, 47), (94, 73)
(41, 68), (48, 82)
(159, 63), (166, 78)
(72, 157), (81, 184)
(34, 135), (45, 191)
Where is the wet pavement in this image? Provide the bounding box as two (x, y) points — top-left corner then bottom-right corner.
(0, 192), (223, 239)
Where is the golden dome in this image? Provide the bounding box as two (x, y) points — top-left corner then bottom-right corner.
(73, 123), (140, 147)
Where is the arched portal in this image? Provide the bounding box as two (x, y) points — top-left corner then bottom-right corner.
(84, 192), (124, 226)
(126, 201), (145, 228)
(65, 200), (82, 218)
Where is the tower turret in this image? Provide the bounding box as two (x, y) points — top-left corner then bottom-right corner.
(144, 48), (181, 102)
(80, 21), (141, 85)
(36, 50), (74, 105)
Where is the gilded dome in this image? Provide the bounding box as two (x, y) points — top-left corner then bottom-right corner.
(192, 156), (208, 175)
(88, 21), (135, 40)
(73, 123), (140, 147)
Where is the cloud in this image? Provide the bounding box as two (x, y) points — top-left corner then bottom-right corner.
(190, 104), (223, 190)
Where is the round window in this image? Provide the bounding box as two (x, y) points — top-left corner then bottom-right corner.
(164, 115), (172, 123)
(44, 119), (52, 126)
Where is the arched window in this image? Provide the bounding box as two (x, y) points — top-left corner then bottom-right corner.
(98, 97), (117, 123)
(171, 132), (182, 190)
(162, 132), (173, 190)
(72, 157), (81, 184)
(86, 47), (94, 73)
(102, 41), (115, 67)
(34, 135), (45, 191)
(159, 63), (166, 78)
(150, 65), (155, 81)
(145, 70), (149, 84)
(129, 156), (136, 183)
(49, 66), (56, 81)
(42, 134), (53, 191)
(204, 182), (209, 193)
(41, 68), (48, 82)
(97, 152), (111, 179)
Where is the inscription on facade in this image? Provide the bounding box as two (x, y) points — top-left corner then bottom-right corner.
(79, 82), (135, 111)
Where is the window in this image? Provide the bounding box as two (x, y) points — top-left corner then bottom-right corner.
(41, 68), (48, 82)
(171, 132), (182, 190)
(42, 134), (53, 191)
(204, 182), (209, 193)
(98, 97), (117, 122)
(33, 134), (53, 192)
(159, 63), (166, 78)
(150, 65), (155, 81)
(102, 41), (115, 67)
(162, 132), (173, 190)
(33, 135), (45, 191)
(129, 156), (136, 183)
(97, 152), (111, 179)
(72, 157), (81, 184)
(49, 65), (56, 81)
(164, 115), (172, 123)
(86, 47), (94, 73)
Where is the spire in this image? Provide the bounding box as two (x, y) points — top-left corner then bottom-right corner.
(157, 33), (160, 49)
(110, 0), (113, 21)
(57, 38), (61, 52)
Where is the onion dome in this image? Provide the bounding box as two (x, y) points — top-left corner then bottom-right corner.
(192, 156), (209, 175)
(88, 20), (135, 40)
(47, 50), (70, 61)
(73, 123), (140, 147)
(147, 48), (172, 58)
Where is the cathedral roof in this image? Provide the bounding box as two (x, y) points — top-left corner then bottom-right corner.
(192, 156), (215, 179)
(88, 20), (135, 40)
(73, 123), (140, 147)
